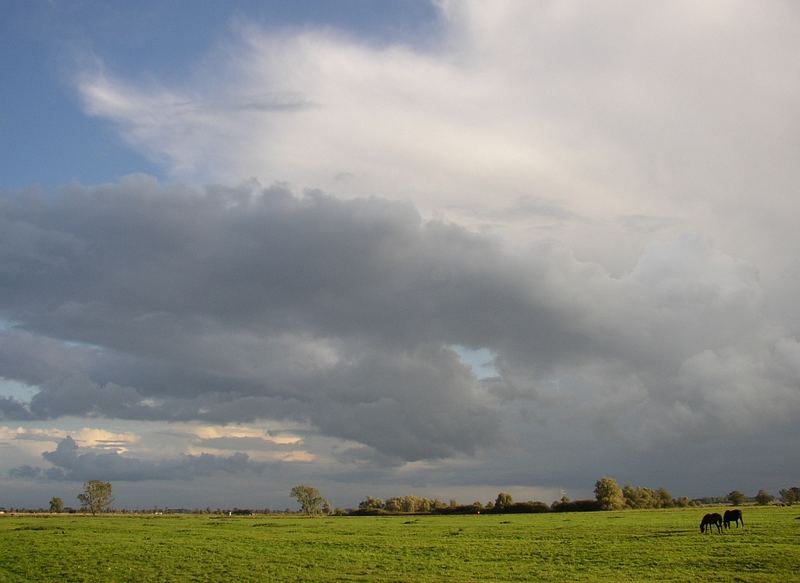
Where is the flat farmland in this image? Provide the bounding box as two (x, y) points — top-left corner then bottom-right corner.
(1, 506), (798, 582)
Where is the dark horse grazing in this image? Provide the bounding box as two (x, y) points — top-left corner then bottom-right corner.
(700, 512), (723, 533)
(724, 509), (744, 529)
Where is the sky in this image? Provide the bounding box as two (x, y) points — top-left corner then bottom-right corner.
(1, 0), (799, 510)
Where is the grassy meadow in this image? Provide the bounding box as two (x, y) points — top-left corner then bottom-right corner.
(1, 506), (798, 582)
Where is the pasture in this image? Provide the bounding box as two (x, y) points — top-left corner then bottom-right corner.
(0, 506), (798, 582)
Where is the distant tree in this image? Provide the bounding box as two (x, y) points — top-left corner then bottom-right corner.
(384, 497), (402, 512)
(675, 496), (690, 508)
(432, 498), (447, 511)
(623, 485), (650, 509)
(290, 484), (328, 516)
(49, 497), (64, 513)
(358, 496), (385, 511)
(726, 490), (746, 506)
(77, 480), (114, 515)
(594, 477), (625, 510)
(656, 488), (673, 508)
(507, 501), (550, 514)
(495, 492), (513, 511)
(621, 484), (674, 509)
(754, 490), (774, 505)
(779, 487), (800, 506)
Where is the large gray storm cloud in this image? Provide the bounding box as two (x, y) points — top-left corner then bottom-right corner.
(2, 177), (799, 495)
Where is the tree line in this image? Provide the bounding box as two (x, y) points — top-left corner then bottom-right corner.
(351, 492), (554, 516)
(594, 477), (798, 510)
(27, 480), (800, 516)
(290, 480), (800, 517)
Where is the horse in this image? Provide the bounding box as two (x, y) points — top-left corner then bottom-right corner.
(700, 512), (723, 533)
(723, 509), (743, 529)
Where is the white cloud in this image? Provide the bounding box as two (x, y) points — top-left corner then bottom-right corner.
(76, 2), (800, 276)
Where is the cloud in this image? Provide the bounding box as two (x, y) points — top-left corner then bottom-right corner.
(1, 178), (799, 472)
(192, 435), (317, 462)
(0, 426), (138, 449)
(74, 2), (800, 273)
(9, 436), (267, 482)
(192, 425), (302, 445)
(0, 397), (33, 421)
(0, 180), (509, 459)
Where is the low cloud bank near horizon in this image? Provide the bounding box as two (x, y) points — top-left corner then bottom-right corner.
(9, 436), (268, 482)
(1, 179), (799, 480)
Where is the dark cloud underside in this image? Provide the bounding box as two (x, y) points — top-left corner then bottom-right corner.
(1, 178), (799, 469)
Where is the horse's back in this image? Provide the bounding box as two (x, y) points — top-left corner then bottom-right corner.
(726, 508), (743, 526)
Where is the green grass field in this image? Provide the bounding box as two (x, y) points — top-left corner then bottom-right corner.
(1, 506), (798, 582)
